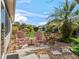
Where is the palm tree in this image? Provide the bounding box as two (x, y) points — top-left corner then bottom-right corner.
(62, 0), (79, 39)
(48, 0), (79, 40)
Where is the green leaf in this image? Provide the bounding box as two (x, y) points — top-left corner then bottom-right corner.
(69, 2), (77, 12)
(64, 4), (68, 11)
(75, 10), (79, 15)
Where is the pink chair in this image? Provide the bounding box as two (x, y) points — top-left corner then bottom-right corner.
(35, 32), (43, 46)
(16, 30), (26, 48)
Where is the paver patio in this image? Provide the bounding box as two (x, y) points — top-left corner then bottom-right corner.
(14, 45), (79, 59)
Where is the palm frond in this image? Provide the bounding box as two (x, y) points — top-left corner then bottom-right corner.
(69, 2), (77, 12)
(75, 10), (79, 15)
(64, 4), (68, 11)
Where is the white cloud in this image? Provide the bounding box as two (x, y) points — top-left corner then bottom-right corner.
(16, 9), (48, 18)
(38, 22), (47, 25)
(17, 0), (31, 4)
(14, 13), (28, 24)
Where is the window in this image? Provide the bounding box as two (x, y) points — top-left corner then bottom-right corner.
(5, 9), (10, 36)
(1, 1), (10, 56)
(1, 2), (5, 56)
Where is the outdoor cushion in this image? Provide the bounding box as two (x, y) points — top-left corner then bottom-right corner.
(6, 54), (19, 59)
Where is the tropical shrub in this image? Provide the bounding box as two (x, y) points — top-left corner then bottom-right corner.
(19, 23), (26, 30)
(33, 26), (39, 32)
(60, 21), (73, 42)
(12, 25), (18, 35)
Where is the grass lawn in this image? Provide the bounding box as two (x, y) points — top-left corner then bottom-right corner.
(26, 30), (35, 38)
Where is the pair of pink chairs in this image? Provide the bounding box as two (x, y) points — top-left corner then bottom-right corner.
(16, 31), (44, 48)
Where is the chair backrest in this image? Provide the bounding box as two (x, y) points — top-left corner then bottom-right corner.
(16, 30), (25, 38)
(35, 32), (42, 43)
(35, 32), (42, 40)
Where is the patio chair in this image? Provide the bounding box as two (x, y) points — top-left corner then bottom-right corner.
(16, 30), (26, 49)
(35, 32), (43, 46)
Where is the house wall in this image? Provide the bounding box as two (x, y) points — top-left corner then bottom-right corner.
(0, 0), (15, 59)
(0, 0), (1, 58)
(1, 21), (12, 59)
(0, 0), (5, 58)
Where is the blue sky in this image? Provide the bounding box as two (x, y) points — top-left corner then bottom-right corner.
(15, 0), (78, 26)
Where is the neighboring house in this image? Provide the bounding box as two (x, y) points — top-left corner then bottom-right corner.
(0, 0), (15, 59)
